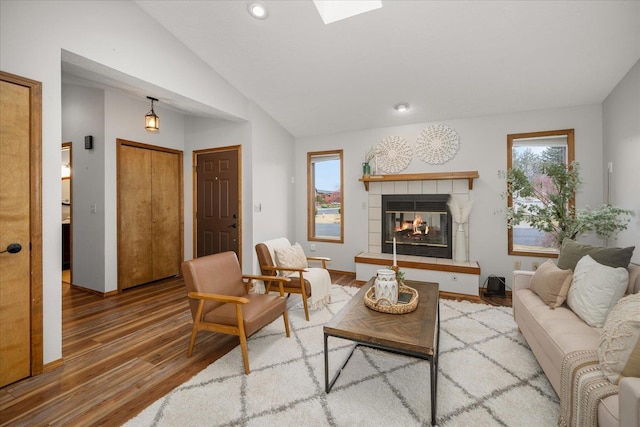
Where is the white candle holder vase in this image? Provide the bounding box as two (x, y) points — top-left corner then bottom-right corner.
(374, 269), (398, 306)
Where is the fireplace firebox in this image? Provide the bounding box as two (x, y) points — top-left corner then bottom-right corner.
(382, 194), (452, 259)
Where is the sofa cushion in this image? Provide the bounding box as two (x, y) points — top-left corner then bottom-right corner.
(598, 293), (640, 384)
(529, 259), (573, 308)
(557, 238), (634, 271)
(567, 255), (629, 328)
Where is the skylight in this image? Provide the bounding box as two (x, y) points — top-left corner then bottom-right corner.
(313, 0), (382, 25)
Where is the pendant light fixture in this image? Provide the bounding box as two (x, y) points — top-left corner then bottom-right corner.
(145, 96), (159, 131)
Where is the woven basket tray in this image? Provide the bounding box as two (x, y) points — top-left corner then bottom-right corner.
(364, 285), (419, 314)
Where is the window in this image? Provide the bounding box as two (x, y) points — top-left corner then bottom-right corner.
(507, 129), (574, 257)
(308, 150), (343, 243)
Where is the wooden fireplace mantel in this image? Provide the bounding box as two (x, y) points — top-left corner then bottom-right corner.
(359, 171), (479, 191)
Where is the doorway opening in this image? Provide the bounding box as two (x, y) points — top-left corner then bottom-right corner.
(61, 142), (72, 285)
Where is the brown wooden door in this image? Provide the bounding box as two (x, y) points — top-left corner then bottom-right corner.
(0, 73), (42, 387)
(118, 141), (182, 290)
(196, 148), (240, 258)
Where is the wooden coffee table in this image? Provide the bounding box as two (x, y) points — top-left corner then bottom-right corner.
(324, 278), (440, 426)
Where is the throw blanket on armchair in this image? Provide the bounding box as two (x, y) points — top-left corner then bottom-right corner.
(558, 350), (618, 427)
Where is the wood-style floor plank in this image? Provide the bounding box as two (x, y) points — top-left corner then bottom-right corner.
(0, 272), (357, 426)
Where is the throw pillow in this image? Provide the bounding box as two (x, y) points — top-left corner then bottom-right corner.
(598, 293), (640, 384)
(274, 242), (308, 275)
(566, 255), (629, 328)
(557, 238), (634, 271)
(529, 259), (573, 308)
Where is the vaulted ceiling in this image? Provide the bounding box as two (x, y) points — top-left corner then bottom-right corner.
(132, 1), (639, 138)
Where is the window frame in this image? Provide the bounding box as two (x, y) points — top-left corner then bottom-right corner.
(507, 129), (575, 257)
(307, 149), (344, 243)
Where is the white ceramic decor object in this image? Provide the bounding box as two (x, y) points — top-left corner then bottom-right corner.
(374, 268), (398, 306)
(454, 223), (467, 263)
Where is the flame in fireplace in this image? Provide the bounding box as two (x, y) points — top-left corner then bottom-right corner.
(395, 216), (428, 235)
(413, 215), (427, 234)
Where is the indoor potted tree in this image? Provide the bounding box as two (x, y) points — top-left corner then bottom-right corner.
(501, 161), (631, 247)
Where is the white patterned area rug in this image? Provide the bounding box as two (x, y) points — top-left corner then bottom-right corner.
(126, 285), (559, 426)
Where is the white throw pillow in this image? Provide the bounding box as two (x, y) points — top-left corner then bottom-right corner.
(598, 293), (640, 384)
(274, 242), (308, 276)
(566, 255), (629, 328)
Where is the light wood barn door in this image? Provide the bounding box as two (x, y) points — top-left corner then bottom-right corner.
(151, 150), (181, 280)
(118, 141), (182, 290)
(118, 145), (153, 289)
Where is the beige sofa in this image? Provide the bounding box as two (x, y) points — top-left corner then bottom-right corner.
(512, 263), (640, 427)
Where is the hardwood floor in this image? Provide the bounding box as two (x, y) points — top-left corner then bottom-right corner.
(0, 271), (359, 426)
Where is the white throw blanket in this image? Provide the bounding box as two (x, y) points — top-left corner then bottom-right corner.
(295, 267), (331, 309)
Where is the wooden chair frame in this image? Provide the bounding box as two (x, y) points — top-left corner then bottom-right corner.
(187, 274), (290, 374)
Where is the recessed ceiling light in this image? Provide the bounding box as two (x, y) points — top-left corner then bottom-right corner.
(394, 102), (410, 112)
(248, 2), (268, 19)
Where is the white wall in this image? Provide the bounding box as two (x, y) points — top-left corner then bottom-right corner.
(1, 0), (250, 364)
(295, 104), (605, 286)
(61, 84), (105, 292)
(603, 60), (640, 263)
(249, 103), (296, 272)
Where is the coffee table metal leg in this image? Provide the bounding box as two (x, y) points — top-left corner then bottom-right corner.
(432, 300), (441, 425)
(430, 357), (436, 425)
(324, 333), (358, 393)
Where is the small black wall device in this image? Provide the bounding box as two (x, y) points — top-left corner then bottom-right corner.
(485, 275), (506, 297)
(84, 135), (93, 150)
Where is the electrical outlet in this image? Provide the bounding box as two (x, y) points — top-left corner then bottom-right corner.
(514, 261), (521, 270)
(309, 243), (316, 252)
(532, 261), (539, 270)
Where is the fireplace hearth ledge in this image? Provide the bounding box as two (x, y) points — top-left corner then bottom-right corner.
(355, 252), (480, 296)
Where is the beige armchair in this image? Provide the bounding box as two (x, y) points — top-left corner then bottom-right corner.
(255, 238), (331, 321)
(181, 251), (290, 374)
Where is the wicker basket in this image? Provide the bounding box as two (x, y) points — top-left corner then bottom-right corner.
(364, 285), (419, 314)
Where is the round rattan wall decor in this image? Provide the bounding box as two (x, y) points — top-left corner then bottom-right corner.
(416, 124), (460, 165)
(376, 136), (412, 174)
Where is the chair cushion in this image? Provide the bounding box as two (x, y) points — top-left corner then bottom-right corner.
(529, 259), (573, 308)
(598, 293), (640, 384)
(203, 293), (286, 337)
(567, 255), (629, 328)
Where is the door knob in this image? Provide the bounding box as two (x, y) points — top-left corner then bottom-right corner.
(0, 243), (22, 254)
(227, 223), (237, 228)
